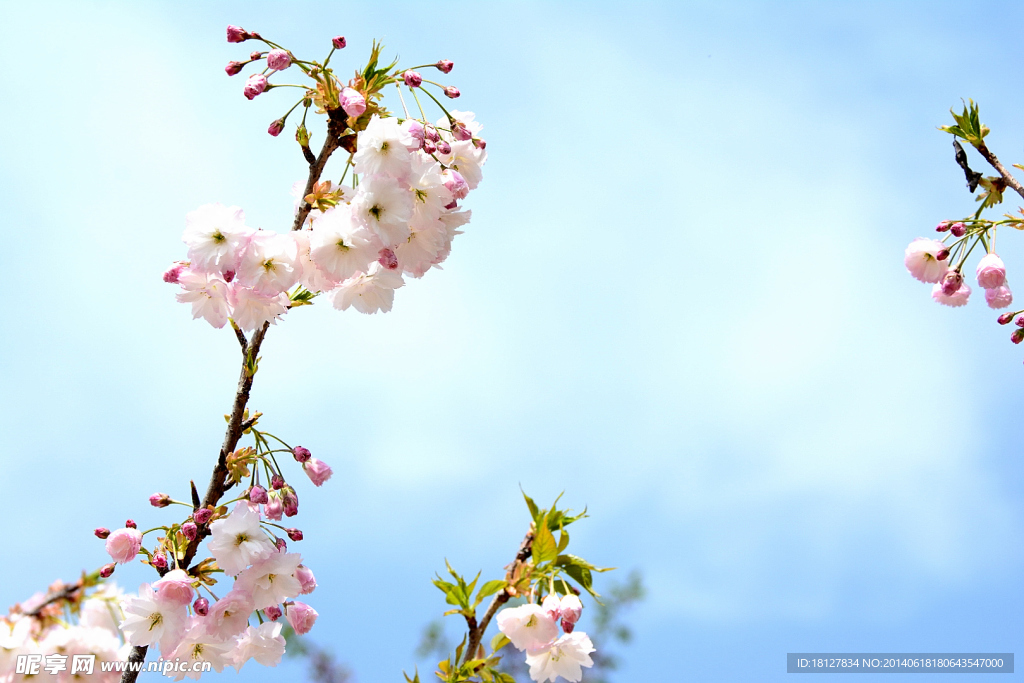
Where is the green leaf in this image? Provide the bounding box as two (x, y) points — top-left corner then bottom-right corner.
(495, 673), (517, 683)
(555, 554), (613, 599)
(521, 488), (539, 521)
(490, 632), (510, 653)
(557, 529), (570, 554)
(454, 635), (467, 668)
(532, 522), (558, 564)
(403, 668), (421, 683)
(476, 580), (507, 602)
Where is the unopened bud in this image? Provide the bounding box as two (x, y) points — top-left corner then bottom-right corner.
(275, 537), (288, 552)
(422, 141), (437, 155)
(941, 270), (963, 296)
(403, 70), (422, 87)
(99, 563), (115, 578)
(94, 527), (110, 539)
(268, 119), (285, 137)
(296, 124), (310, 147)
(265, 605), (283, 620)
(181, 522), (198, 541)
(194, 597), (209, 616)
(266, 49), (291, 71)
(292, 446), (311, 463)
(936, 249), (950, 261)
(473, 138), (487, 150)
(451, 122), (472, 141)
(998, 312), (1015, 325)
(271, 474), (286, 490)
(436, 140), (451, 155)
(436, 59), (454, 74)
(193, 508), (213, 525)
(286, 528), (304, 541)
(282, 488), (299, 517)
(332, 36), (347, 49)
(225, 61), (244, 77)
(424, 126), (440, 142)
(950, 222), (967, 237)
(244, 74), (268, 101)
(249, 485), (269, 505)
(226, 25), (249, 43)
(378, 248), (399, 270)
(340, 87), (366, 117)
(936, 221), (951, 232)
(1012, 328), (1024, 345)
(250, 51), (263, 61)
(443, 86), (461, 99)
(125, 519), (137, 529)
(1016, 316), (1024, 328)
(152, 553), (168, 570)
(150, 493), (172, 508)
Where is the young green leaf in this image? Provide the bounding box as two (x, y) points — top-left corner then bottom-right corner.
(532, 522), (559, 564)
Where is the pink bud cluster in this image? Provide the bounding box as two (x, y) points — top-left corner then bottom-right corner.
(496, 594), (594, 682)
(904, 229), (1011, 310)
(166, 110), (484, 326)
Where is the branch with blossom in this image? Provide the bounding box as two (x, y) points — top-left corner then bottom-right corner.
(904, 100), (1024, 354)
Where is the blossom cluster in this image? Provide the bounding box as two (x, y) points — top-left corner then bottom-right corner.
(0, 584), (127, 683)
(904, 226), (1011, 309)
(497, 594), (594, 683)
(166, 111), (484, 328)
(111, 503), (316, 680)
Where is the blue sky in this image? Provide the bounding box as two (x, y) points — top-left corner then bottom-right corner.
(2, 1), (1024, 680)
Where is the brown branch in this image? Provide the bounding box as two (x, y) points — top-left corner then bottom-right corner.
(290, 109), (348, 232)
(120, 322), (271, 683)
(22, 581), (83, 617)
(462, 529), (534, 665)
(976, 143), (1024, 201)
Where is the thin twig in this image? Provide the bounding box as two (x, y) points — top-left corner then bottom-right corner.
(291, 109), (348, 231)
(462, 530), (534, 665)
(976, 143), (1024, 201)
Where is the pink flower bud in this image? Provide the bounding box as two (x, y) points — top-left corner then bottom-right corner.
(1012, 328), (1024, 345)
(286, 601), (318, 635)
(443, 170), (469, 200)
(436, 59), (454, 74)
(99, 563), (115, 578)
(181, 522), (198, 541)
(403, 70), (423, 87)
(473, 138), (487, 150)
(268, 118), (285, 137)
(243, 74), (267, 100)
(125, 519), (137, 529)
(226, 25), (249, 43)
(340, 87), (366, 117)
(193, 508), (213, 525)
(266, 49), (291, 71)
(950, 222), (967, 237)
(264, 605), (283, 621)
(1016, 316), (1024, 327)
(249, 485), (269, 504)
(296, 565), (317, 594)
(250, 51), (262, 61)
(936, 221), (951, 232)
(150, 492), (172, 508)
(986, 285), (1013, 309)
(998, 312), (1015, 325)
(292, 446), (311, 462)
(558, 595), (583, 633)
(275, 537), (287, 552)
(378, 248), (399, 270)
(451, 122), (472, 141)
(94, 527), (110, 539)
(265, 493), (284, 521)
(976, 253), (1007, 289)
(282, 488), (299, 517)
(422, 141), (437, 154)
(271, 474), (285, 490)
(303, 458), (333, 487)
(936, 249), (950, 261)
(443, 86), (460, 99)
(152, 553), (168, 570)
(332, 36), (347, 49)
(194, 597), (209, 616)
(424, 126), (441, 142)
(436, 140), (452, 155)
(286, 528), (304, 541)
(941, 270), (963, 296)
(225, 61), (244, 76)
(163, 262), (186, 283)
(105, 528), (142, 564)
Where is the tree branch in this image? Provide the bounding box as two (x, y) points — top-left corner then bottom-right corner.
(120, 321), (271, 683)
(462, 529), (534, 665)
(290, 109), (348, 232)
(976, 142), (1024, 201)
